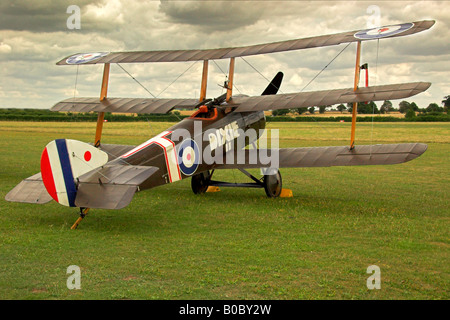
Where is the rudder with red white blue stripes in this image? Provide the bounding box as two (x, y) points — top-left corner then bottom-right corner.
(40, 139), (108, 207)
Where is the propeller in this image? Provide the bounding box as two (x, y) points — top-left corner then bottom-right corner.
(195, 71), (283, 111)
(261, 72), (283, 96)
(195, 93), (227, 110)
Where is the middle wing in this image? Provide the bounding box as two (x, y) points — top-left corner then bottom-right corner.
(228, 82), (431, 112)
(52, 97), (198, 114)
(51, 82), (430, 114)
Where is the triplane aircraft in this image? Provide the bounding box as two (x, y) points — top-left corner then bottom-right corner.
(6, 20), (435, 229)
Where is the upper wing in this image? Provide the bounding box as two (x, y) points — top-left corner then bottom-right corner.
(229, 82), (431, 112)
(56, 20), (434, 65)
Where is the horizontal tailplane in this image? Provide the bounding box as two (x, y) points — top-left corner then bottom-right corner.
(5, 173), (53, 204)
(74, 165), (159, 209)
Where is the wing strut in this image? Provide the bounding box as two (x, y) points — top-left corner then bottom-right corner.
(94, 63), (110, 147)
(350, 41), (362, 149)
(226, 58), (235, 102)
(199, 60), (209, 102)
(74, 63), (110, 229)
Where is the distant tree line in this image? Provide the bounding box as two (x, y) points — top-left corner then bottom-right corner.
(0, 109), (188, 122)
(1, 96), (449, 123)
(271, 95), (450, 119)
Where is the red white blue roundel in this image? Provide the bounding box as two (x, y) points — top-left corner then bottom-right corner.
(177, 139), (200, 176)
(354, 23), (414, 40)
(66, 52), (110, 64)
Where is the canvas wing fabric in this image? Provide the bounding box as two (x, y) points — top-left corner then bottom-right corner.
(51, 98), (199, 114)
(50, 82), (431, 115)
(74, 165), (159, 209)
(228, 82), (431, 112)
(214, 143), (428, 169)
(5, 173), (53, 204)
(56, 20), (434, 65)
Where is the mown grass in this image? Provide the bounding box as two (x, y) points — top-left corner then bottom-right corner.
(0, 121), (448, 299)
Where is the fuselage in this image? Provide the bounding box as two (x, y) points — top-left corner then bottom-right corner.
(109, 108), (266, 190)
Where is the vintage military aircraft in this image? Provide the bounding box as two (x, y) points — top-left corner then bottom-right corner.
(6, 20), (434, 228)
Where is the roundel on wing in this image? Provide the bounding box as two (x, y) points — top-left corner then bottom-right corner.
(354, 23), (414, 40)
(177, 139), (200, 176)
(66, 52), (110, 64)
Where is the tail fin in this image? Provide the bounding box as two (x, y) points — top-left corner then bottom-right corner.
(40, 139), (108, 207)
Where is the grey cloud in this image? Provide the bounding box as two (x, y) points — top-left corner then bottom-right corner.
(0, 1), (448, 110)
(0, 0), (114, 33)
(158, 0), (264, 32)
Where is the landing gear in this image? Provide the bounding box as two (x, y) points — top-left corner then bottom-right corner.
(71, 207), (90, 230)
(191, 170), (212, 194)
(263, 170), (282, 198)
(191, 168), (287, 198)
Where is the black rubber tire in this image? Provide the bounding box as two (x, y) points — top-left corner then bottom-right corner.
(191, 171), (211, 194)
(263, 170), (282, 198)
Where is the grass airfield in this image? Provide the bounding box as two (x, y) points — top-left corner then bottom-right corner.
(0, 121), (448, 299)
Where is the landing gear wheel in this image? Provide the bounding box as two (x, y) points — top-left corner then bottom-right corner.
(263, 170), (282, 198)
(191, 171), (211, 194)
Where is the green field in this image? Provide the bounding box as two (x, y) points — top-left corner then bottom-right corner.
(0, 121), (448, 299)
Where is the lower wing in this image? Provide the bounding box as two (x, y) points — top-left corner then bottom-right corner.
(5, 143), (427, 209)
(214, 143), (427, 169)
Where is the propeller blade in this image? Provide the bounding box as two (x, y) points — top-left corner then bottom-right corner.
(261, 72), (283, 96)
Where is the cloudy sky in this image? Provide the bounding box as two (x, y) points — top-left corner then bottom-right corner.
(0, 0), (448, 110)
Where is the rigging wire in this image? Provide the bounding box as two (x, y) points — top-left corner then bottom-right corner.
(117, 61), (195, 121)
(117, 63), (157, 98)
(240, 56), (284, 94)
(239, 43), (351, 97)
(301, 42), (351, 92)
(156, 61), (198, 98)
(295, 42), (352, 135)
(212, 60), (227, 95)
(238, 43), (352, 138)
(72, 65), (79, 105)
(212, 60), (227, 78)
(91, 144), (134, 167)
(72, 153), (112, 182)
(370, 38), (381, 155)
(212, 59), (242, 95)
(374, 39), (380, 87)
(153, 61), (198, 121)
